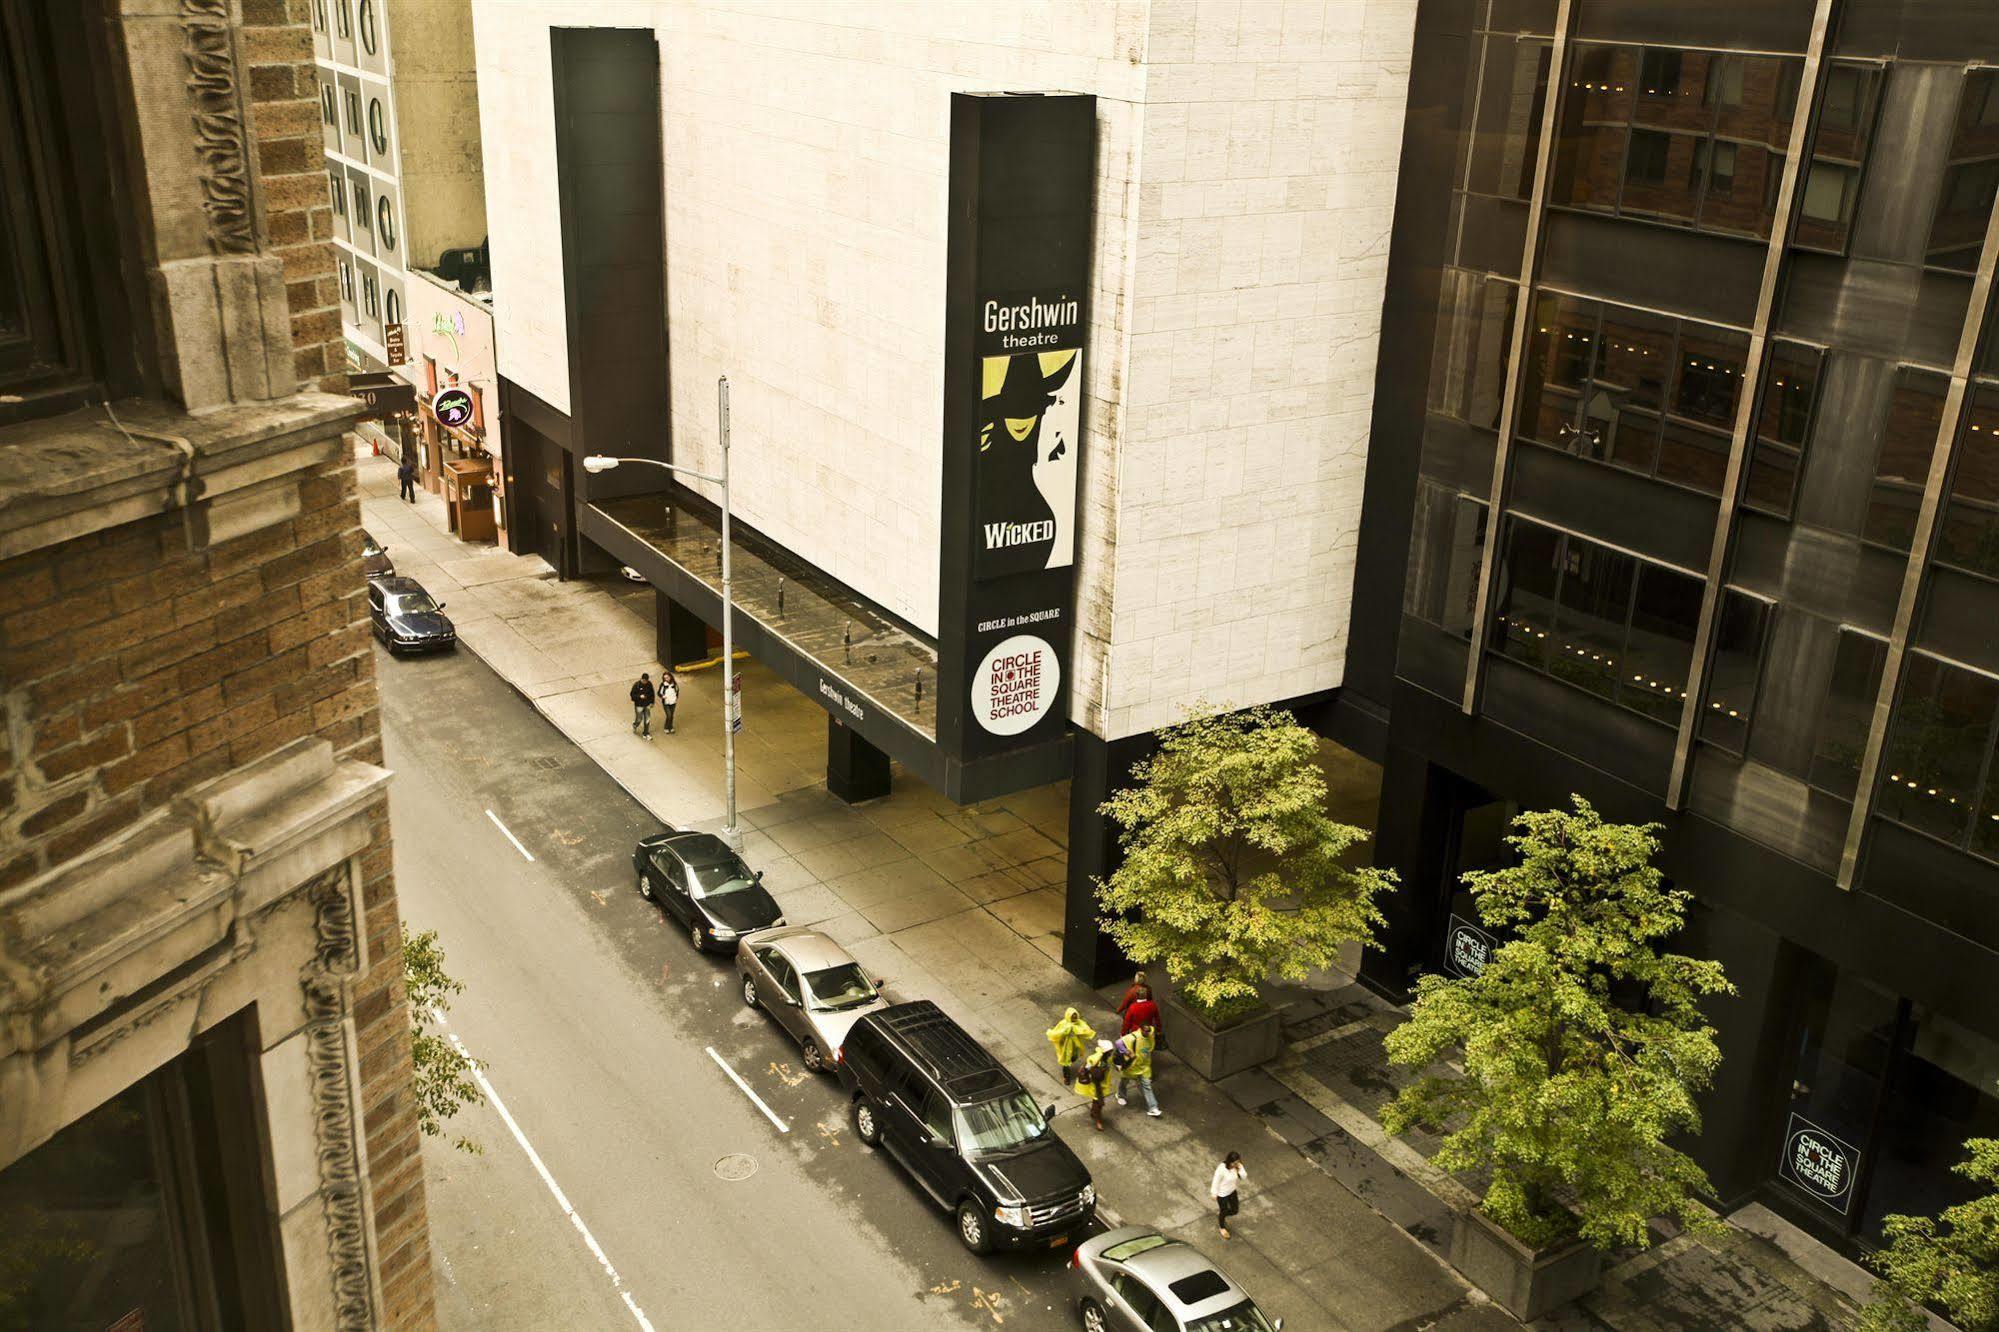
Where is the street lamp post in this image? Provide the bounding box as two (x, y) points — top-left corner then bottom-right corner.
(583, 375), (738, 847)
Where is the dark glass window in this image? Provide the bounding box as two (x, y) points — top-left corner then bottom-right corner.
(335, 0), (351, 38)
(1743, 341), (1822, 516)
(1551, 43), (1802, 241)
(352, 180), (369, 230)
(368, 97), (388, 155)
(320, 83), (336, 126)
(1465, 36), (1552, 203)
(1878, 654), (1999, 852)
(1404, 484), (1487, 639)
(328, 168), (345, 216)
(1491, 519), (1703, 724)
(1926, 70), (1999, 272)
(1938, 382), (1999, 578)
(377, 196), (395, 250)
(344, 87), (361, 134)
(1863, 368), (1948, 550)
(1812, 629), (1887, 797)
(359, 0), (378, 54)
(361, 270), (378, 318)
(1624, 561), (1703, 722)
(1700, 591), (1771, 752)
(1792, 63), (1881, 253)
(313, 0), (328, 33)
(1427, 272), (1518, 431)
(385, 287), (401, 326)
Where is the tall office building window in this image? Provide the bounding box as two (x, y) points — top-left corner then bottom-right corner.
(1937, 381), (1999, 578)
(377, 197), (395, 251)
(1928, 70), (1999, 272)
(1551, 43), (1802, 240)
(1491, 518), (1704, 723)
(1879, 654), (1999, 859)
(368, 96), (388, 156)
(1741, 341), (1823, 516)
(1516, 290), (1746, 494)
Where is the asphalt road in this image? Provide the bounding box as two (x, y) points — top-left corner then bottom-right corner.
(378, 642), (1089, 1331)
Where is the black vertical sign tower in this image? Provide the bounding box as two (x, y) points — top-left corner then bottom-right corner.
(938, 92), (1096, 779)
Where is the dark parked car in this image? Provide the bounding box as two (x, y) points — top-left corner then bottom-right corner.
(838, 1000), (1094, 1254)
(367, 576), (454, 654)
(361, 531), (394, 578)
(633, 829), (784, 952)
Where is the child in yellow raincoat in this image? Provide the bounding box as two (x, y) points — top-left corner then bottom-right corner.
(1074, 1040), (1116, 1130)
(1045, 1006), (1095, 1082)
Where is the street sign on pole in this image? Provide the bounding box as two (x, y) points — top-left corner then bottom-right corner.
(730, 672), (744, 733)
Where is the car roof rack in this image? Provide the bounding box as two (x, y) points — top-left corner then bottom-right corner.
(872, 1001), (1015, 1100)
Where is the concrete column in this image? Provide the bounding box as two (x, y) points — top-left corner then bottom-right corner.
(1062, 730), (1158, 986)
(1359, 746), (1482, 1002)
(827, 717), (891, 804)
(657, 591), (709, 668)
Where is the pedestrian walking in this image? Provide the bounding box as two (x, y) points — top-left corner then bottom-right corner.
(630, 672), (656, 739)
(1074, 1040), (1116, 1131)
(1211, 1151), (1248, 1238)
(659, 671), (679, 734)
(397, 456), (417, 502)
(1045, 1006), (1095, 1083)
(1115, 1023), (1161, 1116)
(1116, 970), (1149, 1018)
(1121, 985), (1163, 1041)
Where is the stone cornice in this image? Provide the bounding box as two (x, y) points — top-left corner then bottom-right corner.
(0, 391), (365, 560)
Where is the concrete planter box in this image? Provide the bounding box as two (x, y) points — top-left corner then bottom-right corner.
(1450, 1208), (1602, 1322)
(1157, 990), (1284, 1081)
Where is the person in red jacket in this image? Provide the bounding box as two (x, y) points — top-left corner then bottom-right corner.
(1116, 970), (1149, 1018)
(1121, 985), (1162, 1040)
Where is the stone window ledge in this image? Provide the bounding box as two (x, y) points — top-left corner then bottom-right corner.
(0, 391), (366, 560)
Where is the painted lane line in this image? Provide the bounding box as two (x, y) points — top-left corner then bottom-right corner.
(436, 1017), (654, 1332)
(706, 1045), (790, 1134)
(485, 809), (535, 862)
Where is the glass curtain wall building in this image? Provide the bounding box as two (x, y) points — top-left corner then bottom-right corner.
(1360, 0), (1999, 1250)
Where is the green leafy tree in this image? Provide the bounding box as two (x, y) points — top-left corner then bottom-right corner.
(404, 925), (486, 1154)
(1382, 797), (1734, 1250)
(1094, 705), (1395, 1024)
(1860, 1125), (1999, 1332)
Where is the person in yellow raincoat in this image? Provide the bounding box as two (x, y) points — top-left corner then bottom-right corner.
(1074, 1039), (1116, 1130)
(1045, 1006), (1095, 1082)
(1116, 1024), (1160, 1117)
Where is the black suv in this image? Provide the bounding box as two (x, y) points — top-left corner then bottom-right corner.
(837, 1001), (1094, 1254)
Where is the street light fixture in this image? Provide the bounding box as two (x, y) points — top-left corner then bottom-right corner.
(583, 375), (740, 848)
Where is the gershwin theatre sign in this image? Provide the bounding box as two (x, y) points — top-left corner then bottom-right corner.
(937, 91), (1095, 781)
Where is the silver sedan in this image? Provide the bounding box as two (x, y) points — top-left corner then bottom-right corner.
(735, 927), (889, 1074)
(1071, 1228), (1281, 1332)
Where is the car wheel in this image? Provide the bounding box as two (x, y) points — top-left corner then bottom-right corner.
(741, 975), (758, 1009)
(1080, 1299), (1109, 1332)
(799, 1037), (825, 1074)
(956, 1201), (992, 1255)
(638, 873), (654, 902)
(852, 1097), (881, 1147)
(689, 921), (706, 952)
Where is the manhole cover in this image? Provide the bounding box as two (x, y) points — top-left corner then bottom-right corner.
(713, 1153), (757, 1181)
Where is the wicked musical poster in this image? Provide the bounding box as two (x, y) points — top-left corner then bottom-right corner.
(975, 290), (1083, 580)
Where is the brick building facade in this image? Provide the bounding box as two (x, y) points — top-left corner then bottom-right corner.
(0, 1), (432, 1327)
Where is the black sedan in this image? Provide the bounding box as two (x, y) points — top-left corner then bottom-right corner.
(368, 575), (456, 654)
(634, 829), (784, 952)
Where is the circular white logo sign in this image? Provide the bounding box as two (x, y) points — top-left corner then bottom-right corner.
(971, 634), (1059, 736)
(1787, 1128), (1849, 1200)
(434, 386), (474, 429)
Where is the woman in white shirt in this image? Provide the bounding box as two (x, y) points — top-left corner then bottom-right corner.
(1210, 1151), (1247, 1238)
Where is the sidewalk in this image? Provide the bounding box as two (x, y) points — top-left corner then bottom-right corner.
(356, 443), (1876, 1332)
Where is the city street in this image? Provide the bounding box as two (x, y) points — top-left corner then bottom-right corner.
(379, 643), (1088, 1331)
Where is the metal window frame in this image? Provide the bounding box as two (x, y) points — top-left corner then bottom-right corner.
(1664, 0), (1840, 806)
(1462, 0), (1581, 714)
(1835, 163), (1999, 886)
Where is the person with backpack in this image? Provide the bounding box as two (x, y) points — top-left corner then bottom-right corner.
(629, 672), (656, 739)
(659, 671), (679, 734)
(1115, 1022), (1160, 1117)
(1045, 1006), (1095, 1084)
(1074, 1040), (1116, 1131)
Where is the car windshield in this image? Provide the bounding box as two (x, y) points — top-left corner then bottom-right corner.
(802, 963), (876, 1010)
(953, 1092), (1049, 1155)
(387, 592), (437, 615)
(1184, 1301), (1278, 1332)
(687, 858), (754, 899)
(363, 535), (384, 555)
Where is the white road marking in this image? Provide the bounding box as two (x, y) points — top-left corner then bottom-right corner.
(485, 809), (535, 861)
(437, 1018), (654, 1331)
(706, 1046), (790, 1133)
